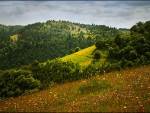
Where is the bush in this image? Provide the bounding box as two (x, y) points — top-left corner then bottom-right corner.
(1, 88), (8, 97)
(32, 60), (39, 67)
(75, 47), (81, 52)
(111, 62), (122, 71)
(0, 69), (41, 98)
(102, 62), (112, 72)
(126, 61), (134, 67)
(140, 55), (147, 65)
(70, 49), (75, 54)
(94, 51), (102, 59)
(23, 88), (39, 95)
(146, 52), (150, 60)
(13, 88), (23, 97)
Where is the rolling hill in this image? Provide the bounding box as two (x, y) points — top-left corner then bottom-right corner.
(0, 20), (119, 70)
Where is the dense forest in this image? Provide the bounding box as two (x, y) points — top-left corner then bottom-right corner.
(95, 21), (150, 71)
(0, 20), (119, 70)
(0, 20), (149, 99)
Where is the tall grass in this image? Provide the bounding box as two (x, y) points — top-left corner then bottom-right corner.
(78, 78), (111, 94)
(0, 65), (150, 112)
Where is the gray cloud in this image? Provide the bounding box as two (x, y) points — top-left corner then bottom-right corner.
(0, 1), (150, 28)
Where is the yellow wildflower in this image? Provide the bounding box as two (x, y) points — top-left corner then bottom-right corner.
(124, 106), (127, 109)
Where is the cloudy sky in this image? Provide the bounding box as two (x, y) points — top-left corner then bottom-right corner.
(0, 1), (150, 28)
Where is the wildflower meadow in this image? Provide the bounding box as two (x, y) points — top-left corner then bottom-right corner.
(0, 65), (150, 112)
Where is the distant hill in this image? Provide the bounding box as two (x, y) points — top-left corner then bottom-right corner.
(18, 20), (118, 40)
(0, 20), (119, 70)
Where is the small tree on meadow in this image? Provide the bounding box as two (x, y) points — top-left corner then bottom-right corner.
(75, 47), (81, 52)
(94, 51), (102, 59)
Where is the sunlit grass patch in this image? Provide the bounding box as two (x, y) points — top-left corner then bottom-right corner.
(61, 54), (90, 67)
(74, 45), (96, 56)
(80, 60), (92, 66)
(47, 45), (106, 68)
(61, 45), (96, 66)
(10, 34), (18, 41)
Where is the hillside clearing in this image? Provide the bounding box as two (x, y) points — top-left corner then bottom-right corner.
(61, 45), (96, 66)
(68, 23), (87, 34)
(0, 65), (150, 112)
(10, 34), (18, 41)
(61, 45), (108, 67)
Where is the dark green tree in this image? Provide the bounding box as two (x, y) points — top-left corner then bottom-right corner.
(75, 47), (81, 52)
(94, 51), (102, 59)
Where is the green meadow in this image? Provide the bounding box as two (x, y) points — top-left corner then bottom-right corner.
(61, 46), (96, 66)
(0, 65), (150, 112)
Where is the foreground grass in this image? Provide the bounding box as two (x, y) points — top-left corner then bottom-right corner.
(0, 65), (150, 112)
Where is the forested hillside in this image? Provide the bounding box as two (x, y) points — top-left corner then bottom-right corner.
(0, 20), (150, 99)
(98, 21), (150, 70)
(0, 20), (119, 70)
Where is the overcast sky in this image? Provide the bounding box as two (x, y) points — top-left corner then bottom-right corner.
(0, 1), (150, 28)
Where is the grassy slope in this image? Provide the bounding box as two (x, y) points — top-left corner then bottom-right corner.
(61, 45), (96, 67)
(68, 23), (87, 34)
(10, 34), (18, 41)
(61, 45), (108, 68)
(45, 21), (87, 35)
(0, 65), (150, 112)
